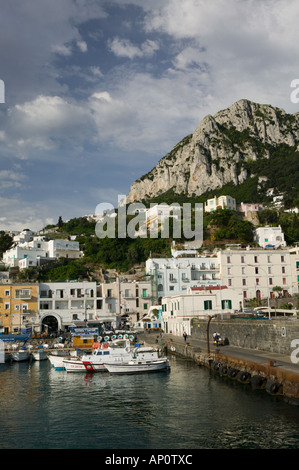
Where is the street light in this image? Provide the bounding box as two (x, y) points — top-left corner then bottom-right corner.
(248, 264), (271, 319)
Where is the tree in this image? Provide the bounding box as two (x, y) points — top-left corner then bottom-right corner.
(58, 216), (64, 230)
(0, 231), (13, 256)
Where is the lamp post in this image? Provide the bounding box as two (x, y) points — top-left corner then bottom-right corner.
(248, 264), (271, 319)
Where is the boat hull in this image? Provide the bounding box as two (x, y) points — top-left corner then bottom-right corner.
(32, 350), (48, 361)
(105, 358), (170, 374)
(63, 359), (106, 373)
(11, 351), (31, 362)
(48, 354), (68, 370)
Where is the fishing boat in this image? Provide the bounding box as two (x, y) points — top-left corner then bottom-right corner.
(48, 349), (81, 370)
(63, 339), (134, 373)
(31, 346), (48, 361)
(11, 346), (31, 362)
(104, 357), (170, 374)
(104, 345), (170, 374)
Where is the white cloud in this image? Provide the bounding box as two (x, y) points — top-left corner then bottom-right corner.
(108, 37), (159, 59)
(51, 44), (72, 56)
(77, 40), (88, 52)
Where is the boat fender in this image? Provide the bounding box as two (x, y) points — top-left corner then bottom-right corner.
(170, 346), (176, 352)
(219, 365), (228, 376)
(227, 367), (239, 378)
(212, 361), (220, 371)
(250, 375), (266, 390)
(265, 380), (281, 395)
(236, 371), (251, 383)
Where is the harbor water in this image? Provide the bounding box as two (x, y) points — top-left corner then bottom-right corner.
(0, 355), (299, 449)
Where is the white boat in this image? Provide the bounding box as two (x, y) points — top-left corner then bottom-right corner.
(104, 344), (170, 374)
(48, 349), (82, 370)
(32, 347), (48, 361)
(63, 339), (134, 373)
(11, 347), (31, 362)
(104, 357), (170, 374)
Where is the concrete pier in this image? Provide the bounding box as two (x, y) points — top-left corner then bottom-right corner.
(140, 329), (299, 406)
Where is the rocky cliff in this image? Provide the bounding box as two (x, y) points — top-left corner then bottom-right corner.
(126, 99), (299, 203)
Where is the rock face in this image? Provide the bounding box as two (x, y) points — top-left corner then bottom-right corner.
(126, 99), (299, 203)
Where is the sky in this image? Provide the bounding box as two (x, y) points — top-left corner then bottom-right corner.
(0, 0), (299, 232)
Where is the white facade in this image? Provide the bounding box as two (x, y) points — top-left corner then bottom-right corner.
(205, 195), (236, 212)
(218, 248), (292, 301)
(3, 237), (83, 268)
(289, 246), (299, 295)
(146, 252), (221, 301)
(161, 286), (242, 336)
(38, 281), (118, 331)
(254, 226), (286, 249)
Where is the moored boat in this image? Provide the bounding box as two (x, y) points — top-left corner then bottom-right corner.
(63, 339), (133, 373)
(11, 346), (31, 362)
(48, 349), (81, 370)
(104, 357), (170, 374)
(32, 346), (48, 361)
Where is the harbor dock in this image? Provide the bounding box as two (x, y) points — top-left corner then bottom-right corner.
(140, 329), (299, 406)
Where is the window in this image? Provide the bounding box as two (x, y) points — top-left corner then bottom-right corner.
(282, 266), (286, 274)
(5, 303), (10, 310)
(281, 256), (285, 262)
(142, 289), (147, 297)
(227, 256), (231, 263)
(242, 267), (245, 274)
(256, 279), (259, 285)
(221, 300), (232, 309)
(204, 300), (212, 310)
(15, 305), (20, 310)
(107, 289), (112, 298)
(228, 279), (232, 286)
(267, 255), (271, 263)
(269, 278), (273, 285)
(283, 278), (286, 285)
(255, 267), (259, 274)
(227, 267), (231, 275)
(243, 291), (247, 299)
(5, 290), (10, 296)
(125, 289), (130, 297)
(241, 256), (245, 263)
(254, 256), (258, 263)
(143, 303), (148, 310)
(268, 267), (272, 274)
(242, 279), (246, 286)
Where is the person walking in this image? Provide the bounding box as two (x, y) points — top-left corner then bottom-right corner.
(183, 331), (187, 342)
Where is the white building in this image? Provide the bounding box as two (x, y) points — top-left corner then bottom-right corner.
(146, 250), (221, 301)
(205, 195), (236, 212)
(38, 281), (118, 332)
(161, 286), (242, 336)
(218, 247), (292, 301)
(289, 245), (299, 295)
(3, 237), (83, 268)
(254, 226), (286, 249)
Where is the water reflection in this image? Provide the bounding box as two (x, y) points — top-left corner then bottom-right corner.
(0, 356), (299, 449)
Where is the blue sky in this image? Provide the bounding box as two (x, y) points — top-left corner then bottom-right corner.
(0, 0), (299, 231)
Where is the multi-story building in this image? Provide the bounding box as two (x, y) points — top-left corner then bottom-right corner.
(161, 286), (242, 336)
(38, 281), (117, 333)
(289, 245), (299, 295)
(205, 195), (236, 212)
(218, 247), (292, 302)
(0, 284), (39, 334)
(3, 236), (83, 268)
(146, 250), (221, 302)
